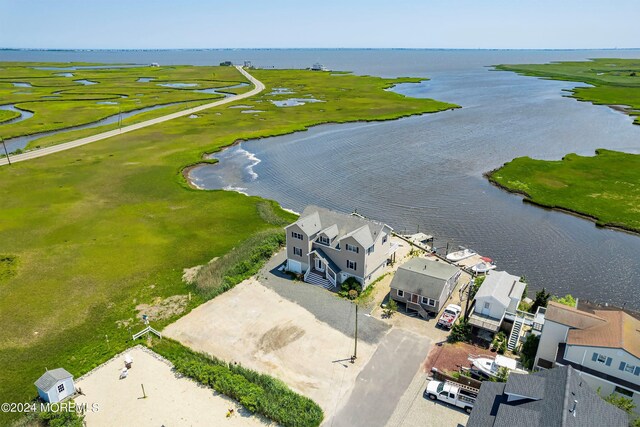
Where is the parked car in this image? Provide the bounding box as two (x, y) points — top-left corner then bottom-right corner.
(424, 380), (476, 414)
(437, 304), (462, 329)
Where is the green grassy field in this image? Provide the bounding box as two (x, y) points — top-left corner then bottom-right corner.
(488, 149), (640, 233)
(496, 58), (640, 124)
(0, 62), (250, 141)
(0, 64), (457, 423)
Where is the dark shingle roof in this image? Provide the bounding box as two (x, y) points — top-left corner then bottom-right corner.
(467, 366), (628, 427)
(34, 368), (73, 392)
(389, 258), (460, 300)
(294, 205), (390, 249)
(504, 373), (545, 400)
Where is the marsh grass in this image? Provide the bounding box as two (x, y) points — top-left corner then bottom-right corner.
(0, 64), (455, 423)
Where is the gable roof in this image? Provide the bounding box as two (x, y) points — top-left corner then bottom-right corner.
(34, 368), (73, 392)
(475, 271), (525, 307)
(290, 205), (390, 249)
(566, 309), (640, 359)
(467, 366), (628, 427)
(390, 258), (460, 299)
(545, 301), (607, 330)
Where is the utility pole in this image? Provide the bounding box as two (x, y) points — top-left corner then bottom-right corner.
(1, 138), (11, 165)
(351, 303), (358, 363)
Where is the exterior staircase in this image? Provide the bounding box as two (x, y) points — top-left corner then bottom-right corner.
(507, 315), (525, 351)
(305, 271), (334, 290)
(407, 301), (431, 320)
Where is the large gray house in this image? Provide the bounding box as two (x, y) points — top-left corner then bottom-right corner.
(467, 365), (628, 426)
(284, 206), (396, 289)
(389, 257), (461, 319)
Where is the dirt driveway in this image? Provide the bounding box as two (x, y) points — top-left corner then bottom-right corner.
(163, 279), (378, 418)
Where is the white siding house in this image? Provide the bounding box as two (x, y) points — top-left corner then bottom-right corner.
(35, 368), (75, 403)
(468, 271), (526, 333)
(535, 302), (640, 411)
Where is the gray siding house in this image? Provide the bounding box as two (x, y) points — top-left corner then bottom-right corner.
(389, 257), (461, 319)
(467, 365), (628, 427)
(285, 206), (396, 289)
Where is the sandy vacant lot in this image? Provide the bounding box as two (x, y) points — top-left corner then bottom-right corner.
(75, 346), (271, 427)
(164, 279), (377, 417)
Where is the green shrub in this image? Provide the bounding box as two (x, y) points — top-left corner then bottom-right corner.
(39, 406), (84, 427)
(552, 294), (577, 308)
(383, 299), (398, 318)
(338, 277), (362, 299)
(519, 334), (540, 370)
(152, 339), (324, 427)
(448, 319), (472, 343)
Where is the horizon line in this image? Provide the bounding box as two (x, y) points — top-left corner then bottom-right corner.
(2, 47), (640, 52)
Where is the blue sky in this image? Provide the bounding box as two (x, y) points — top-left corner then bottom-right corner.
(1, 0), (638, 49)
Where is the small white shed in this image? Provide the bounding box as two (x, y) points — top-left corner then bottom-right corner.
(34, 368), (75, 403)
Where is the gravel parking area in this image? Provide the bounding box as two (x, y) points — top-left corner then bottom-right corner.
(75, 347), (272, 427)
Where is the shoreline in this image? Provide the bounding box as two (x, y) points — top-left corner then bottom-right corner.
(180, 106), (459, 190)
(484, 168), (640, 237)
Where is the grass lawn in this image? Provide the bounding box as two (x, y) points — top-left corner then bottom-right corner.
(487, 149), (640, 233)
(0, 63), (250, 140)
(495, 58), (640, 125)
(0, 64), (457, 423)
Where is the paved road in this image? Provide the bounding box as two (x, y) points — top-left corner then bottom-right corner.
(0, 66), (264, 166)
(329, 329), (431, 427)
(386, 369), (469, 427)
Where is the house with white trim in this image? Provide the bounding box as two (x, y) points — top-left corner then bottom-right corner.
(535, 301), (640, 410)
(284, 206), (397, 289)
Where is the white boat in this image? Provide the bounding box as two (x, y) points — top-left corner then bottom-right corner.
(468, 355), (528, 378)
(446, 248), (477, 262)
(471, 262), (496, 273)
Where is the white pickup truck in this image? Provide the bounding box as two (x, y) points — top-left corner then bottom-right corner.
(424, 380), (476, 414)
(437, 304), (462, 329)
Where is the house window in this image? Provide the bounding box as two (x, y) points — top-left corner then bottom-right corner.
(345, 243), (359, 253)
(367, 245), (374, 255)
(382, 235), (387, 244)
(422, 297), (436, 307)
(318, 235), (330, 245)
(484, 302), (490, 309)
(346, 260), (357, 270)
(592, 352), (612, 366)
(615, 386), (634, 397)
(291, 232), (303, 240)
(619, 362), (639, 375)
(293, 247), (302, 256)
(397, 289), (404, 298)
(57, 383), (65, 393)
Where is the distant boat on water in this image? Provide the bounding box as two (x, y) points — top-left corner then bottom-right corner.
(311, 62), (330, 71)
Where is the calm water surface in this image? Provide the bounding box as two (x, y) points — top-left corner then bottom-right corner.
(3, 49), (640, 307)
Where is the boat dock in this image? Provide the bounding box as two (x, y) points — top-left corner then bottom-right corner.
(392, 231), (493, 278)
